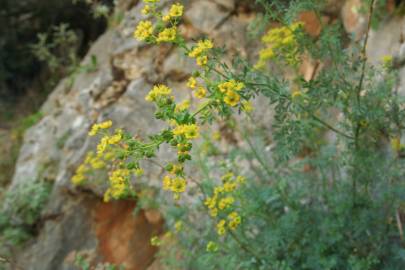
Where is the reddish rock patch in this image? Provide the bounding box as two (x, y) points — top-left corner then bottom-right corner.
(92, 200), (164, 270)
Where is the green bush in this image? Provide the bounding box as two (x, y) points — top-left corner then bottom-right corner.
(72, 0), (405, 269)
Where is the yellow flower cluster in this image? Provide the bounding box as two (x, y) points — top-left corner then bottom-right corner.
(71, 151), (106, 185)
(204, 172), (245, 235)
(188, 39), (213, 67)
(163, 3), (184, 21)
(145, 84), (172, 102)
(88, 120), (112, 136)
(134, 20), (153, 41)
(256, 22), (302, 68)
(96, 129), (123, 156)
(218, 79), (245, 107)
(186, 76), (207, 99)
(104, 168), (132, 202)
(173, 124), (199, 139)
(162, 175), (187, 200)
(175, 99), (190, 112)
(156, 26), (177, 43)
(135, 2), (184, 44)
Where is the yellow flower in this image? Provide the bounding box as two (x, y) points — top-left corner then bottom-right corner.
(204, 196), (217, 209)
(171, 177), (186, 193)
(175, 100), (190, 112)
(144, 0), (160, 3)
(218, 196), (234, 210)
(145, 84), (172, 102)
(188, 39), (213, 58)
(187, 77), (197, 89)
(162, 15), (171, 22)
(108, 133), (122, 145)
(99, 120), (113, 129)
(72, 174), (85, 185)
(195, 86), (207, 99)
(90, 158), (105, 169)
(198, 39), (213, 50)
(141, 5), (151, 15)
(210, 208), (218, 217)
(221, 172), (234, 182)
(223, 90), (240, 107)
(88, 124), (99, 136)
(163, 175), (172, 190)
(97, 136), (109, 156)
(216, 219), (226, 235)
(134, 20), (153, 41)
(196, 55), (208, 66)
(228, 211), (241, 230)
(218, 80), (244, 93)
(173, 124), (199, 139)
(169, 3), (183, 17)
(156, 27), (177, 42)
(242, 100), (253, 112)
(206, 241), (218, 252)
(223, 182), (237, 192)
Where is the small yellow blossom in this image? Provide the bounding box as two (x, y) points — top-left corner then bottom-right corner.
(169, 3), (184, 17)
(99, 120), (113, 129)
(163, 175), (172, 190)
(171, 177), (186, 193)
(145, 84), (172, 102)
(196, 55), (208, 66)
(224, 90), (240, 107)
(97, 136), (109, 156)
(156, 27), (177, 43)
(173, 124), (199, 139)
(217, 219), (226, 235)
(218, 196), (234, 210)
(228, 211), (241, 230)
(90, 158), (105, 169)
(195, 86), (207, 99)
(72, 174), (85, 185)
(218, 80), (244, 93)
(134, 20), (153, 41)
(175, 100), (190, 112)
(187, 77), (197, 89)
(162, 15), (171, 22)
(141, 5), (151, 15)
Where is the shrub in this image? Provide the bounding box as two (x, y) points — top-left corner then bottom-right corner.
(71, 0), (405, 269)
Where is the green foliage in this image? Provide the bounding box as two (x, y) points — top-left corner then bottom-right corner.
(78, 1), (405, 269)
(0, 180), (52, 247)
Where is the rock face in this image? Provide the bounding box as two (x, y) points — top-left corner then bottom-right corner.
(7, 0), (405, 269)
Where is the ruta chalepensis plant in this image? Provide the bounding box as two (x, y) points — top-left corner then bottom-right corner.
(72, 0), (405, 269)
